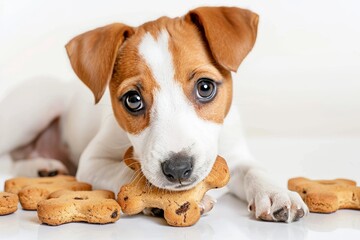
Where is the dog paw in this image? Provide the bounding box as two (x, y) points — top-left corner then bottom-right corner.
(143, 207), (164, 217)
(199, 194), (216, 215)
(12, 158), (69, 177)
(37, 169), (66, 177)
(248, 188), (309, 223)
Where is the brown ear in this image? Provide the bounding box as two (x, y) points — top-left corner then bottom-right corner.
(185, 7), (259, 72)
(66, 23), (134, 103)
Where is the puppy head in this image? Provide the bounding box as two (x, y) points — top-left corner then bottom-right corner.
(66, 7), (258, 190)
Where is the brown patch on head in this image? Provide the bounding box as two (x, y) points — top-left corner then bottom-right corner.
(109, 31), (157, 134)
(110, 17), (186, 134)
(166, 19), (233, 123)
(168, 6), (258, 123)
(109, 17), (184, 134)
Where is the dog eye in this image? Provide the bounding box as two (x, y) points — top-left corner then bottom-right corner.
(196, 78), (217, 101)
(122, 91), (144, 113)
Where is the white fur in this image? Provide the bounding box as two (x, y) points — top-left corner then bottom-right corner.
(130, 31), (221, 190)
(0, 29), (308, 223)
(0, 78), (73, 156)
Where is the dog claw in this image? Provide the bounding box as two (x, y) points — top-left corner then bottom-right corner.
(293, 208), (305, 222)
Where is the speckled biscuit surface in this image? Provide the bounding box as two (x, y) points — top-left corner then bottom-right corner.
(5, 176), (76, 194)
(0, 192), (18, 215)
(118, 147), (230, 227)
(288, 177), (360, 213)
(37, 190), (121, 225)
(4, 176), (92, 210)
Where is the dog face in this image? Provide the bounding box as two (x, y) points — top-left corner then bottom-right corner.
(111, 22), (232, 190)
(66, 7), (258, 190)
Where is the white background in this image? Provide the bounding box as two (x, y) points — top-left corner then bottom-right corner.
(1, 1), (360, 239)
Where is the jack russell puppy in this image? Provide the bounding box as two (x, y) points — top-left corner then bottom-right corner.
(0, 6), (308, 222)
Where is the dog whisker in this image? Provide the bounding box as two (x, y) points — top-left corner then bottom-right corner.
(134, 174), (146, 189)
(129, 169), (142, 184)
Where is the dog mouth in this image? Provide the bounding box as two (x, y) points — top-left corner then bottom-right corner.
(174, 182), (193, 189)
(143, 169), (201, 191)
(162, 178), (199, 191)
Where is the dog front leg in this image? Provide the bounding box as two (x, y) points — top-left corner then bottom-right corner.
(77, 156), (134, 194)
(219, 107), (308, 222)
(76, 117), (134, 194)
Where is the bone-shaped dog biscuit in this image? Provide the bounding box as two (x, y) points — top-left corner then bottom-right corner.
(118, 147), (230, 226)
(37, 190), (121, 225)
(5, 176), (92, 210)
(288, 177), (360, 213)
(0, 192), (18, 215)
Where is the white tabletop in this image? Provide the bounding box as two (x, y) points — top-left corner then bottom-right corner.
(1, 137), (360, 240)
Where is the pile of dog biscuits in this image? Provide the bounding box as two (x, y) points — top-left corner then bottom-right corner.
(0, 151), (230, 227)
(1, 175), (121, 225)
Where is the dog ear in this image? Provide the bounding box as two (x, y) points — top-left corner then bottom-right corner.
(66, 23), (134, 103)
(185, 7), (259, 72)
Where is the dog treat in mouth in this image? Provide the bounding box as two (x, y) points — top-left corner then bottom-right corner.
(288, 177), (360, 213)
(4, 176), (92, 210)
(118, 147), (230, 227)
(0, 192), (19, 215)
(37, 190), (121, 225)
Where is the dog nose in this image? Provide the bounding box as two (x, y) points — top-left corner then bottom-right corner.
(161, 157), (193, 182)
